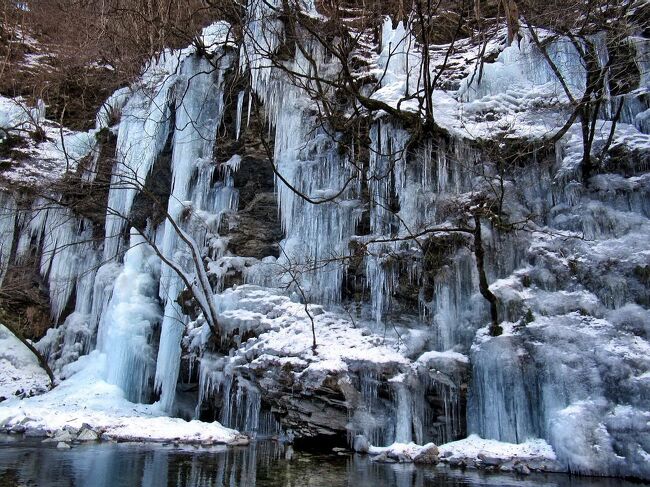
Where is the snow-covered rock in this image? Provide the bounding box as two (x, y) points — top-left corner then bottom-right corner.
(191, 285), (468, 445)
(439, 434), (562, 472)
(0, 324), (50, 401)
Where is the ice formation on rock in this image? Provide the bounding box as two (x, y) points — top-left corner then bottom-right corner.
(0, 4), (648, 479)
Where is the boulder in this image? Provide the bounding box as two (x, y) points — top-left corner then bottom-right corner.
(413, 444), (440, 464)
(388, 451), (412, 463)
(448, 457), (466, 468)
(24, 428), (49, 438)
(77, 428), (99, 441)
(63, 425), (80, 436)
(56, 442), (71, 449)
(478, 451), (503, 466)
(43, 430), (74, 443)
(372, 452), (397, 463)
(514, 464), (531, 475)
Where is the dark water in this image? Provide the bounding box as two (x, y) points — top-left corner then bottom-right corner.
(0, 435), (647, 487)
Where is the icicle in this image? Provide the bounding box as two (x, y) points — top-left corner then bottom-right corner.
(246, 90), (253, 128)
(235, 91), (245, 140)
(393, 383), (413, 443)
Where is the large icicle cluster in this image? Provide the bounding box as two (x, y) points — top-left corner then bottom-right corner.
(243, 4), (362, 303)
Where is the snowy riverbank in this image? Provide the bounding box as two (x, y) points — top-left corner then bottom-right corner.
(0, 342), (242, 446)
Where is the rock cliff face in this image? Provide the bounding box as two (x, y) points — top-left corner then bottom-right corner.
(0, 2), (649, 480)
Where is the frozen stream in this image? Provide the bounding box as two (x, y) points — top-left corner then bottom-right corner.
(0, 436), (647, 487)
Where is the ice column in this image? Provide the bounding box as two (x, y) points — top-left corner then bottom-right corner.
(154, 52), (233, 412)
(103, 53), (179, 260)
(100, 230), (162, 403)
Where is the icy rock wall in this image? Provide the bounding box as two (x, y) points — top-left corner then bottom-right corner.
(464, 70), (650, 479)
(14, 201), (98, 326)
(469, 311), (650, 478)
(0, 24), (239, 410)
(363, 121), (490, 352)
(0, 191), (114, 374)
(4, 199), (106, 372)
(0, 6), (648, 477)
(50, 22), (237, 412)
(459, 32), (649, 134)
(356, 22), (649, 478)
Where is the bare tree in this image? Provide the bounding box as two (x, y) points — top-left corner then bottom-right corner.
(517, 0), (642, 180)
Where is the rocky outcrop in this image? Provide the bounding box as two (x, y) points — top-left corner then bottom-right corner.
(215, 79), (283, 261)
(223, 183), (283, 260)
(191, 286), (469, 447)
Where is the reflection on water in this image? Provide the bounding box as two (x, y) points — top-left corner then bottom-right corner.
(0, 435), (646, 487)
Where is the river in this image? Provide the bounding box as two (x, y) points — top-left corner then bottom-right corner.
(0, 435), (646, 487)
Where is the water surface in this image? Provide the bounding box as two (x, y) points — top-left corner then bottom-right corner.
(0, 435), (646, 487)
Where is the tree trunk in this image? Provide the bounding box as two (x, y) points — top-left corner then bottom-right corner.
(502, 0), (519, 46)
(473, 214), (502, 336)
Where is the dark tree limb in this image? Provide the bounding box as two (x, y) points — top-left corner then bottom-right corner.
(473, 214), (502, 337)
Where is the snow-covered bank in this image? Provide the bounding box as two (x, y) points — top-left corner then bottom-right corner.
(0, 351), (242, 445)
(367, 435), (562, 475)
